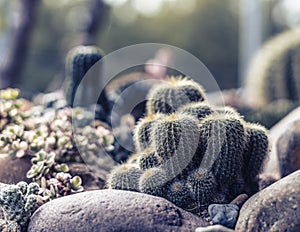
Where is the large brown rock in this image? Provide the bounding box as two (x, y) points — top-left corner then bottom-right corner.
(264, 106), (300, 179)
(236, 170), (300, 232)
(276, 120), (300, 177)
(0, 155), (31, 184)
(28, 190), (209, 232)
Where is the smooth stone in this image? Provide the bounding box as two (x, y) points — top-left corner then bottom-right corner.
(28, 189), (209, 232)
(195, 225), (234, 232)
(276, 120), (300, 177)
(0, 155), (31, 184)
(229, 194), (248, 208)
(236, 170), (300, 232)
(266, 106), (300, 179)
(208, 204), (239, 229)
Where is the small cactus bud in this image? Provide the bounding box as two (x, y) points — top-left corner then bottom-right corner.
(139, 167), (168, 197)
(107, 164), (142, 191)
(186, 168), (217, 207)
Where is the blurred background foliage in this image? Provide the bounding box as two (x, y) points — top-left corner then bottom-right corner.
(0, 0), (299, 98)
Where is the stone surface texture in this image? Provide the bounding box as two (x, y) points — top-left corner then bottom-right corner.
(28, 189), (209, 232)
(236, 170), (300, 232)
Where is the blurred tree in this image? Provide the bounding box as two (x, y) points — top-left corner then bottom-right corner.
(0, 0), (40, 88)
(81, 0), (109, 45)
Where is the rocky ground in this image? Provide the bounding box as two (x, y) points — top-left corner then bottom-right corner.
(1, 106), (300, 232)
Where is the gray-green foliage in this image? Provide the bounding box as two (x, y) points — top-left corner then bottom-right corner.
(0, 182), (39, 232)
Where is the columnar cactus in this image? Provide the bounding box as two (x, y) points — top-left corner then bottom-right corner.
(152, 113), (200, 176)
(198, 114), (246, 188)
(245, 29), (300, 107)
(0, 182), (39, 231)
(108, 75), (269, 214)
(146, 76), (206, 114)
(242, 123), (269, 194)
(64, 45), (110, 117)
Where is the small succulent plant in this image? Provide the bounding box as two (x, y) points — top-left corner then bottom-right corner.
(108, 76), (269, 215)
(38, 173), (83, 201)
(0, 88), (115, 207)
(0, 181), (39, 231)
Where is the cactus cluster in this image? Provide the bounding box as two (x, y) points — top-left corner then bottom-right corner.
(107, 76), (269, 214)
(0, 181), (39, 231)
(245, 29), (300, 107)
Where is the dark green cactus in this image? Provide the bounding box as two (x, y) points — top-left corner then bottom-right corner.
(133, 113), (162, 152)
(165, 178), (193, 208)
(64, 45), (110, 112)
(138, 149), (162, 170)
(178, 102), (213, 121)
(138, 167), (167, 197)
(152, 113), (200, 178)
(186, 168), (217, 207)
(245, 29), (300, 107)
(106, 75), (270, 213)
(198, 114), (246, 188)
(146, 76), (206, 114)
(242, 123), (269, 194)
(107, 164), (142, 191)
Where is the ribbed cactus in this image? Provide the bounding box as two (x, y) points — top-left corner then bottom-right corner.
(198, 114), (246, 188)
(133, 113), (162, 152)
(245, 29), (300, 107)
(165, 178), (193, 208)
(152, 113), (200, 178)
(178, 102), (213, 121)
(64, 45), (110, 115)
(0, 182), (39, 231)
(138, 167), (167, 197)
(146, 76), (206, 114)
(186, 168), (217, 207)
(138, 149), (162, 170)
(107, 164), (142, 191)
(242, 123), (269, 194)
